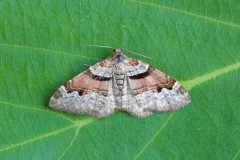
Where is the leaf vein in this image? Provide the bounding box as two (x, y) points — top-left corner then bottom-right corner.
(0, 42), (100, 61)
(133, 113), (174, 160)
(0, 124), (76, 152)
(58, 126), (81, 160)
(182, 62), (240, 90)
(127, 0), (240, 29)
(232, 147), (240, 160)
(0, 100), (75, 123)
(0, 118), (96, 152)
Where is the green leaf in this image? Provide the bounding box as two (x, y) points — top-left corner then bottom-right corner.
(0, 0), (240, 159)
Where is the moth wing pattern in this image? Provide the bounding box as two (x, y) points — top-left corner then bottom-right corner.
(49, 49), (191, 118)
(49, 57), (117, 118)
(121, 59), (190, 117)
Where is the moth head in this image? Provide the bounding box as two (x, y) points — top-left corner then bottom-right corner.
(113, 48), (123, 55)
(113, 48), (124, 63)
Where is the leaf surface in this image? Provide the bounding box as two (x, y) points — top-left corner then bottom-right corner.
(0, 0), (240, 159)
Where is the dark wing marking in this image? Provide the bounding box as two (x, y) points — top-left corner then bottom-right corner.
(128, 67), (176, 95)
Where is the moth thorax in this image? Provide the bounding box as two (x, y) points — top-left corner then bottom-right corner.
(116, 54), (123, 63)
(115, 63), (124, 70)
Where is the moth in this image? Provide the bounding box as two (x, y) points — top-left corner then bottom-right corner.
(49, 48), (190, 118)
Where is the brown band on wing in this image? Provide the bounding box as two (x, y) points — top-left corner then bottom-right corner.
(99, 60), (113, 68)
(129, 67), (176, 95)
(128, 59), (139, 66)
(90, 73), (111, 81)
(64, 70), (110, 96)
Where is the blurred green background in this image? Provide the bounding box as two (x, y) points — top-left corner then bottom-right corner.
(0, 0), (239, 159)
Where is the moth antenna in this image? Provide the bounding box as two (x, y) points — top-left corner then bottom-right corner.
(83, 44), (114, 49)
(123, 49), (153, 59)
(83, 44), (152, 59)
(84, 64), (91, 67)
